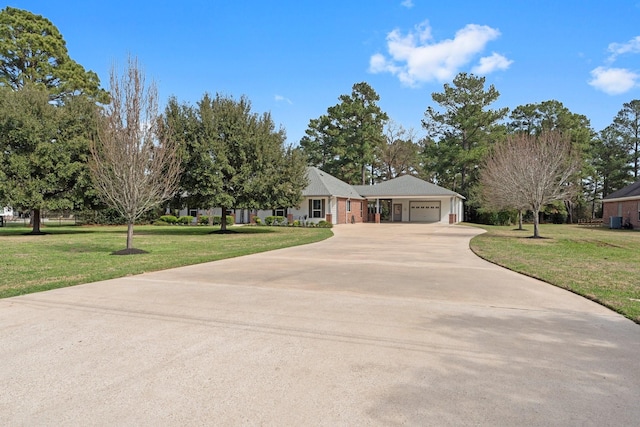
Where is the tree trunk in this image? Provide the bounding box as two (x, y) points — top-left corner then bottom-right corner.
(208, 208), (213, 226)
(31, 208), (42, 234)
(532, 208), (541, 238)
(126, 222), (134, 249)
(564, 200), (573, 224)
(220, 205), (227, 232)
(518, 210), (523, 230)
(591, 180), (598, 219)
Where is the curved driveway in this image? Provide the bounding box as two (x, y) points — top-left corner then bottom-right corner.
(1, 223), (639, 425)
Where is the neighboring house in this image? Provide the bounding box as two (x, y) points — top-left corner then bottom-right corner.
(179, 167), (465, 225)
(602, 180), (640, 229)
(1, 206), (13, 218)
(0, 206), (13, 227)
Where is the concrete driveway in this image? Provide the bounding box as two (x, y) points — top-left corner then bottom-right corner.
(1, 223), (639, 426)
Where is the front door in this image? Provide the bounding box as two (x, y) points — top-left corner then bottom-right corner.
(393, 204), (402, 222)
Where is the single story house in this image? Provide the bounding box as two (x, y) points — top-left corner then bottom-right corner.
(179, 167), (465, 225)
(602, 180), (640, 229)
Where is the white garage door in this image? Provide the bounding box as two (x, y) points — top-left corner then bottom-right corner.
(409, 201), (441, 222)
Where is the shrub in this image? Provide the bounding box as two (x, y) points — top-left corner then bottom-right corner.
(153, 219), (171, 226)
(317, 220), (333, 228)
(159, 215), (178, 224)
(292, 220), (300, 227)
(211, 215), (235, 226)
(476, 210), (515, 226)
(198, 215), (209, 225)
(254, 217), (262, 225)
(75, 208), (126, 225)
(265, 215), (286, 226)
(178, 215), (194, 225)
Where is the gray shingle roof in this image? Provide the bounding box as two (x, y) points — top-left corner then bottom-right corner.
(353, 174), (464, 199)
(303, 167), (364, 199)
(603, 180), (640, 200)
(303, 168), (464, 200)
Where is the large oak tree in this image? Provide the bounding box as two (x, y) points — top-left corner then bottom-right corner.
(0, 86), (97, 234)
(0, 7), (107, 233)
(167, 93), (307, 232)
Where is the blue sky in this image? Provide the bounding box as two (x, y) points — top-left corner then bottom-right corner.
(8, 0), (640, 144)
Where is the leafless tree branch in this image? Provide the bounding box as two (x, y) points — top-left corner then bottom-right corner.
(89, 56), (181, 252)
(480, 131), (580, 237)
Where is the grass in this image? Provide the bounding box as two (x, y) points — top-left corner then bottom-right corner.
(469, 223), (640, 324)
(0, 223), (332, 299)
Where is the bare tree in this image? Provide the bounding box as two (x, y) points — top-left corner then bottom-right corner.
(480, 131), (580, 238)
(379, 121), (420, 181)
(90, 57), (180, 254)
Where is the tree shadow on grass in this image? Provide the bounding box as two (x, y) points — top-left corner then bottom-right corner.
(111, 248), (149, 255)
(209, 229), (239, 235)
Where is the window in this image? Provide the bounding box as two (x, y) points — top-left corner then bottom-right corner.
(310, 199), (324, 218)
(274, 208), (286, 217)
(189, 209), (198, 217)
(638, 201), (640, 221)
(346, 200), (351, 212)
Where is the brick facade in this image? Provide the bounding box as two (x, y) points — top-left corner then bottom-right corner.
(602, 199), (640, 229)
(336, 198), (367, 224)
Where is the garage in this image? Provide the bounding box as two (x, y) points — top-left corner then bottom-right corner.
(353, 174), (464, 224)
(409, 201), (441, 222)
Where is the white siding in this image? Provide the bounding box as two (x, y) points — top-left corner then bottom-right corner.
(388, 198), (459, 223)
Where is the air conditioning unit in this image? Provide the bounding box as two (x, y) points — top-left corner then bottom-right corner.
(609, 216), (623, 229)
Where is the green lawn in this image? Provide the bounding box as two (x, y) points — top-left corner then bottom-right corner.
(469, 223), (640, 324)
(0, 224), (332, 298)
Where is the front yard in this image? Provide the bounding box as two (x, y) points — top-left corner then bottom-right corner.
(0, 224), (332, 299)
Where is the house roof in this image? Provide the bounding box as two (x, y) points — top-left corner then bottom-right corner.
(303, 168), (464, 200)
(303, 167), (364, 199)
(603, 180), (640, 200)
(353, 174), (465, 199)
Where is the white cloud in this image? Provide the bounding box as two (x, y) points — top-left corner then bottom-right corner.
(274, 95), (293, 104)
(607, 36), (640, 62)
(472, 52), (513, 75)
(588, 66), (639, 95)
(369, 21), (509, 86)
(401, 0), (414, 8)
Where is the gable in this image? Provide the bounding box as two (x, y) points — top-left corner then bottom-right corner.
(303, 167), (364, 199)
